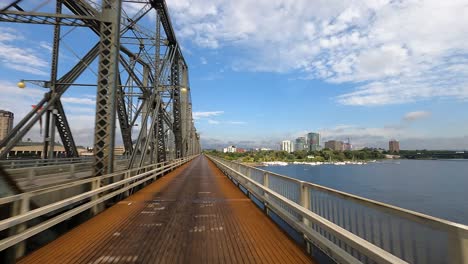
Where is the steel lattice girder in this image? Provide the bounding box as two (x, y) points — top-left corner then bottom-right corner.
(0, 0), (201, 169)
(93, 0), (122, 176)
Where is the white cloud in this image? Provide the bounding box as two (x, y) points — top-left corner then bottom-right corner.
(167, 0), (468, 105)
(0, 80), (45, 117)
(227, 121), (246, 125)
(207, 119), (220, 124)
(39, 41), (52, 52)
(205, 120), (247, 125)
(0, 27), (49, 76)
(0, 80), (98, 146)
(193, 111), (224, 119)
(403, 111), (431, 122)
(61, 97), (96, 105)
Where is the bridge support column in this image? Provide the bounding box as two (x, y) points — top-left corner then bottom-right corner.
(93, 0), (122, 177)
(171, 51), (183, 159)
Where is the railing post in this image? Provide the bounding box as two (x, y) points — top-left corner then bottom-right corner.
(68, 164), (76, 179)
(123, 171), (130, 197)
(246, 167), (252, 190)
(300, 182), (310, 225)
(26, 169), (36, 186)
(91, 179), (101, 215)
(263, 172), (269, 212)
(448, 228), (468, 264)
(300, 182), (312, 254)
(13, 193), (30, 259)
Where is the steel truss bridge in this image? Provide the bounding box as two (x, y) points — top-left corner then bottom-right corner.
(0, 0), (201, 176)
(0, 1), (467, 264)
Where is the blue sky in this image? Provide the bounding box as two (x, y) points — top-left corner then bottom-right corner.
(1, 0), (468, 150)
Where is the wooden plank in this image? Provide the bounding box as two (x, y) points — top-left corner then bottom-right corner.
(17, 156), (315, 264)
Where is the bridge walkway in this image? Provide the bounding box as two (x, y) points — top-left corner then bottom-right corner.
(18, 156), (315, 264)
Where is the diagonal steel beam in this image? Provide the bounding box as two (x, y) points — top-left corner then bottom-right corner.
(0, 43), (100, 159)
(54, 100), (79, 158)
(116, 76), (133, 154)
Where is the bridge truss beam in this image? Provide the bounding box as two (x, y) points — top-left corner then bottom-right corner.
(0, 0), (201, 175)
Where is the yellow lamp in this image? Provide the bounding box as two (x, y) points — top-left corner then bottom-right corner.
(17, 81), (26, 89)
(181, 87), (188, 93)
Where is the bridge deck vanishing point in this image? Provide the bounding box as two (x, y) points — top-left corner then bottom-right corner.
(18, 156), (315, 264)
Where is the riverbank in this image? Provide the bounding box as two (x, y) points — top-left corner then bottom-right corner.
(242, 160), (378, 167)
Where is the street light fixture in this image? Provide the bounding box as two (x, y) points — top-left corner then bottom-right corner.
(17, 81), (26, 89)
(17, 79), (96, 89)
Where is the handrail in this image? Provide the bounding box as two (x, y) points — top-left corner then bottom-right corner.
(0, 155), (198, 253)
(2, 159), (131, 191)
(0, 159), (171, 206)
(252, 163), (468, 232)
(0, 156), (129, 169)
(207, 155), (468, 264)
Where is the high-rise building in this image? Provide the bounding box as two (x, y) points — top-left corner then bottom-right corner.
(325, 140), (344, 151)
(281, 140), (294, 153)
(389, 140), (400, 153)
(343, 138), (352, 151)
(223, 145), (237, 153)
(0, 110), (14, 141)
(307, 132), (320, 151)
(343, 143), (352, 151)
(295, 137), (307, 151)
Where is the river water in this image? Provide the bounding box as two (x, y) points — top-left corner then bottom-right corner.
(262, 159), (468, 225)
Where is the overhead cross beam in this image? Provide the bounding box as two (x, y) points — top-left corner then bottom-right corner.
(0, 10), (98, 26)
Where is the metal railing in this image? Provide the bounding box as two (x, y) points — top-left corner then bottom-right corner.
(0, 156), (128, 169)
(0, 155), (198, 256)
(207, 155), (468, 264)
(4, 159), (130, 190)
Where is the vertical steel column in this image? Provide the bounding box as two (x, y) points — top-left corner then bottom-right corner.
(139, 66), (150, 162)
(181, 66), (189, 157)
(47, 109), (57, 158)
(171, 51), (183, 158)
(93, 0), (122, 176)
(41, 0), (63, 160)
(42, 110), (51, 159)
(152, 11), (161, 163)
(155, 104), (166, 163)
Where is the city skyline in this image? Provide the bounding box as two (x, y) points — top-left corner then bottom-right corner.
(0, 1), (467, 150)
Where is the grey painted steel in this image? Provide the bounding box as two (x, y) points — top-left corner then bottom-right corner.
(54, 100), (79, 158)
(0, 0), (201, 175)
(0, 10), (99, 26)
(92, 0), (122, 176)
(207, 155), (468, 264)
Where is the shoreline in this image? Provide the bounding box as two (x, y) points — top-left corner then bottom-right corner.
(242, 160), (378, 167)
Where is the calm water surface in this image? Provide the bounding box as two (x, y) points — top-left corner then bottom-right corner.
(262, 159), (468, 225)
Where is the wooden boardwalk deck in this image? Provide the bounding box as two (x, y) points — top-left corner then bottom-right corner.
(18, 156), (316, 264)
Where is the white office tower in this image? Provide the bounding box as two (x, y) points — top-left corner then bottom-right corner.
(281, 140), (294, 153)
